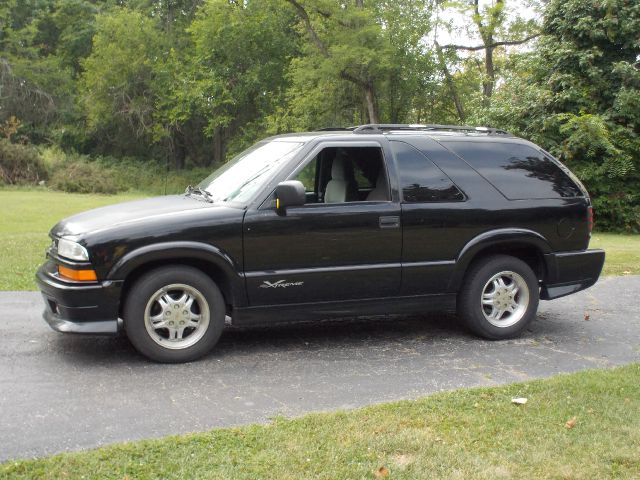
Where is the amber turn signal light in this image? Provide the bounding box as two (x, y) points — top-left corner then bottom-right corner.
(58, 265), (97, 282)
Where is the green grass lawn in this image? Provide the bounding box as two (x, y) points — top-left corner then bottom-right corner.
(2, 189), (638, 478)
(0, 188), (639, 290)
(0, 189), (144, 290)
(2, 364), (638, 479)
(590, 232), (640, 276)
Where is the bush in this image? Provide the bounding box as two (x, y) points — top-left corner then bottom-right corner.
(42, 149), (213, 196)
(49, 161), (123, 194)
(0, 140), (48, 185)
(90, 156), (211, 195)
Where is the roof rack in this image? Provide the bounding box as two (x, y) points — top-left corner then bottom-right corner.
(317, 126), (355, 131)
(352, 124), (511, 136)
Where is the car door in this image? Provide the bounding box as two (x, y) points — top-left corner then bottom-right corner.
(242, 140), (402, 306)
(390, 138), (472, 295)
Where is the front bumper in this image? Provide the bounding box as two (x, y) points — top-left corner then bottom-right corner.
(541, 249), (605, 300)
(36, 261), (123, 335)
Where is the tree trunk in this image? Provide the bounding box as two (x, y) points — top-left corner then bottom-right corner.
(364, 84), (379, 124)
(288, 0), (380, 125)
(435, 43), (466, 123)
(173, 135), (185, 170)
(482, 45), (495, 104)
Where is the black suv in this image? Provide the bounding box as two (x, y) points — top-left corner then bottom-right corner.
(37, 124), (605, 362)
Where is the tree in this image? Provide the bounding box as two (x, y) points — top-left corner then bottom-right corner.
(372, 0), (438, 123)
(80, 8), (164, 157)
(435, 0), (541, 112)
(280, 0), (437, 128)
(541, 0), (640, 231)
(283, 0), (392, 124)
(171, 0), (298, 164)
(0, 0), (92, 145)
(479, 0), (640, 231)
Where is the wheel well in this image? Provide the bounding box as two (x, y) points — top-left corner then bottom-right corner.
(118, 259), (234, 318)
(465, 244), (546, 282)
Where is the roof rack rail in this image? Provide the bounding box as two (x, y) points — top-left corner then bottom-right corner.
(352, 124), (511, 135)
(317, 126), (355, 131)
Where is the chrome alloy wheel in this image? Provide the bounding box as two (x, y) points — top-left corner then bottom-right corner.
(480, 271), (530, 328)
(144, 284), (210, 350)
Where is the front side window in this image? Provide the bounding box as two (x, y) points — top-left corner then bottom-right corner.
(199, 140), (303, 203)
(391, 140), (465, 203)
(294, 146), (390, 203)
(296, 158), (317, 193)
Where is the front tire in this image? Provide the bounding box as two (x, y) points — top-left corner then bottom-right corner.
(457, 255), (539, 340)
(124, 266), (225, 363)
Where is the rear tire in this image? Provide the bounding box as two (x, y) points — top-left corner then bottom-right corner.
(124, 266), (225, 363)
(457, 255), (539, 340)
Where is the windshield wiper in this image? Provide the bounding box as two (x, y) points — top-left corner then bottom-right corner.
(185, 185), (214, 203)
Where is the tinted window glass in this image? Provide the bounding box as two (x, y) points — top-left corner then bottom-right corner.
(391, 141), (464, 203)
(443, 141), (582, 200)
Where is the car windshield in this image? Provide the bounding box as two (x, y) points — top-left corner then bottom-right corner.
(197, 140), (304, 203)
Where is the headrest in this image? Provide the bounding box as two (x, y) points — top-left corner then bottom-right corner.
(331, 157), (347, 180)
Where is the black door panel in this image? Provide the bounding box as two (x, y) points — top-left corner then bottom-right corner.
(243, 202), (401, 305)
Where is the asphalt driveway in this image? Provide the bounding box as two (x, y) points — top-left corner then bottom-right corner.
(1, 275), (639, 462)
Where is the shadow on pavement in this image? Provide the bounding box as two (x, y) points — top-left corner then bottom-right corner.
(50, 313), (468, 362)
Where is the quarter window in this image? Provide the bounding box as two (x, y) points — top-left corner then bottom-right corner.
(391, 140), (464, 203)
(443, 141), (583, 200)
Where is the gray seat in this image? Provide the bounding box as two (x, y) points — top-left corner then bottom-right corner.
(325, 157), (356, 203)
(366, 167), (389, 201)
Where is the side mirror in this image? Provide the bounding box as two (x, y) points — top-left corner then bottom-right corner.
(275, 180), (306, 210)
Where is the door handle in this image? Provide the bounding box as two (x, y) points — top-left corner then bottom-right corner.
(379, 215), (400, 229)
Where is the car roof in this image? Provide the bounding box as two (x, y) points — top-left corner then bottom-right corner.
(266, 124), (531, 146)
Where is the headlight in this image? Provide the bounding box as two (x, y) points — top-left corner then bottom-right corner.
(57, 238), (90, 261)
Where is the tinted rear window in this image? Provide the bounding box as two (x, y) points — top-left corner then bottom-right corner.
(443, 141), (582, 200)
(391, 140), (465, 202)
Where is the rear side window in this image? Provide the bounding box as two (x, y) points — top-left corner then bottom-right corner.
(391, 140), (465, 202)
(443, 141), (582, 200)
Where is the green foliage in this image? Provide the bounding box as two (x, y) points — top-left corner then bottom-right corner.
(553, 112), (640, 232)
(42, 148), (211, 195)
(176, 0), (298, 160)
(542, 0), (640, 232)
(477, 0), (640, 231)
(0, 140), (48, 185)
(89, 156), (210, 195)
(277, 1), (436, 129)
(80, 8), (163, 157)
(0, 0), (93, 144)
(1, 0), (639, 230)
(49, 161), (122, 194)
(37, 0), (98, 75)
(555, 113), (635, 179)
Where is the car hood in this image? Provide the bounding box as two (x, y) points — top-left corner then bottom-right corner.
(51, 195), (223, 238)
